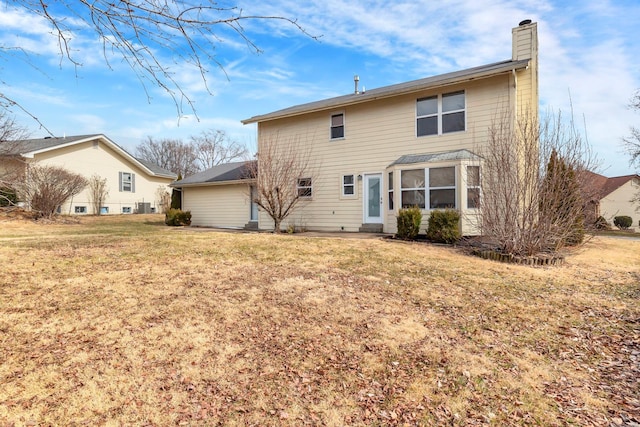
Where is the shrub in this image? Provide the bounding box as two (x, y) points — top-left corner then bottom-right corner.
(426, 209), (461, 243)
(613, 216), (632, 230)
(396, 206), (422, 240)
(165, 208), (191, 226)
(0, 187), (18, 207)
(594, 216), (610, 230)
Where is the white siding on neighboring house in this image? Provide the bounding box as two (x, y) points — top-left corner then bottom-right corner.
(24, 136), (174, 215)
(600, 178), (640, 230)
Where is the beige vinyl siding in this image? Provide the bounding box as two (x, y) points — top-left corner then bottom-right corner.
(31, 139), (173, 214)
(256, 75), (514, 234)
(600, 179), (640, 231)
(184, 184), (250, 228)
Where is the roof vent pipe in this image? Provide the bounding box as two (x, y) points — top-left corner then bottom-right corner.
(354, 75), (360, 94)
(519, 19), (532, 26)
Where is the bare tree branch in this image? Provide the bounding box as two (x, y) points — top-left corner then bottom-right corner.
(2, 1), (318, 122)
(190, 130), (248, 170)
(246, 134), (316, 232)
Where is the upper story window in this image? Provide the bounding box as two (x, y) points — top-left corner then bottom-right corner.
(297, 178), (313, 198)
(331, 113), (344, 139)
(417, 91), (465, 136)
(119, 172), (135, 192)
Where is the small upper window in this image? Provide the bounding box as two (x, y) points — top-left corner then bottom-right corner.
(342, 175), (355, 196)
(297, 178), (312, 198)
(331, 113), (344, 139)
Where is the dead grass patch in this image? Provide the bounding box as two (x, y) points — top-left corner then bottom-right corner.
(0, 216), (638, 425)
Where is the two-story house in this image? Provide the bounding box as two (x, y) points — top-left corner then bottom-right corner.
(4, 134), (176, 215)
(175, 20), (538, 234)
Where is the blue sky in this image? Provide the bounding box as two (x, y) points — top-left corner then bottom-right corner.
(1, 0), (639, 176)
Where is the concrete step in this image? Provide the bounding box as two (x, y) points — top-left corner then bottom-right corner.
(358, 223), (383, 233)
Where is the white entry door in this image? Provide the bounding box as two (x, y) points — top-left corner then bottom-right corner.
(364, 173), (383, 224)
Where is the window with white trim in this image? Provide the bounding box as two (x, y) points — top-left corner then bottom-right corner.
(119, 172), (135, 192)
(400, 166), (458, 209)
(75, 206), (87, 214)
(297, 178), (312, 198)
(331, 113), (344, 139)
(122, 206), (132, 214)
(401, 169), (426, 209)
(429, 167), (456, 209)
(342, 174), (355, 196)
(466, 166), (481, 209)
(417, 91), (465, 136)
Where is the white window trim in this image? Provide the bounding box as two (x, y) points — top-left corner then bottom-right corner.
(297, 177), (313, 199)
(416, 90), (466, 137)
(330, 112), (345, 140)
(341, 174), (356, 198)
(427, 166), (457, 210)
(465, 165), (481, 209)
(74, 206), (87, 214)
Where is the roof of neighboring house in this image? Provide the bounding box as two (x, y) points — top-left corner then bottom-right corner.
(583, 171), (640, 200)
(390, 149), (482, 166)
(242, 58), (530, 124)
(172, 161), (255, 187)
(9, 134), (177, 179)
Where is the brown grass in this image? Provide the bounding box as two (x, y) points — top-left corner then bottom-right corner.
(0, 214), (638, 426)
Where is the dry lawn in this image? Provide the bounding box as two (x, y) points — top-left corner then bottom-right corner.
(0, 214), (638, 426)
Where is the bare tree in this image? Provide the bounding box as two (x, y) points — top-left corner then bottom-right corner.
(191, 130), (248, 170)
(155, 186), (171, 214)
(623, 89), (640, 167)
(88, 174), (109, 215)
(2, 1), (315, 128)
(135, 137), (198, 177)
(16, 165), (88, 218)
(0, 113), (31, 206)
(623, 89), (640, 211)
(478, 109), (599, 256)
(247, 135), (316, 233)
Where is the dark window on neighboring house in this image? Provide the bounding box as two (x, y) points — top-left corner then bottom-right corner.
(331, 113), (345, 139)
(119, 172), (135, 192)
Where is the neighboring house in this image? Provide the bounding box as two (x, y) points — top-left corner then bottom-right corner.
(4, 134), (176, 214)
(585, 171), (640, 230)
(174, 20), (538, 234)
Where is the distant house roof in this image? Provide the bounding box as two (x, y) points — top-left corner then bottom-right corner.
(8, 134), (176, 179)
(583, 171), (640, 200)
(171, 161), (255, 187)
(390, 149), (482, 166)
(242, 59), (530, 124)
